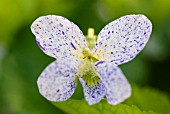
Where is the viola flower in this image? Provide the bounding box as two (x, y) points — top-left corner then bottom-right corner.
(31, 15), (152, 105)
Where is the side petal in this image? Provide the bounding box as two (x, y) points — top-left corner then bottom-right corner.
(94, 61), (131, 105)
(37, 58), (83, 102)
(31, 15), (88, 59)
(92, 15), (152, 65)
(79, 78), (106, 105)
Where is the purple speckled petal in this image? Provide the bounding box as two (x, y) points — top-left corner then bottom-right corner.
(94, 61), (131, 105)
(37, 58), (83, 102)
(79, 78), (106, 105)
(31, 15), (88, 59)
(92, 15), (152, 65)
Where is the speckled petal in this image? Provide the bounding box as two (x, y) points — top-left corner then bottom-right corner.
(94, 61), (131, 105)
(79, 78), (106, 105)
(31, 15), (88, 59)
(92, 15), (152, 65)
(37, 58), (83, 102)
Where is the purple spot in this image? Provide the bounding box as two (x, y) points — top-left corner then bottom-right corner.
(36, 40), (45, 51)
(111, 60), (115, 63)
(99, 41), (102, 45)
(92, 96), (95, 98)
(137, 49), (140, 52)
(110, 52), (114, 54)
(35, 32), (39, 34)
(140, 43), (144, 47)
(66, 74), (70, 77)
(120, 60), (124, 63)
(70, 42), (76, 50)
(95, 61), (105, 66)
(130, 56), (134, 58)
(59, 23), (63, 27)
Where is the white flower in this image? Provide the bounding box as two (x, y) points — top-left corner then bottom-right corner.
(31, 15), (152, 105)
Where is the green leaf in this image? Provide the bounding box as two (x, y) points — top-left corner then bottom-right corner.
(52, 99), (156, 114)
(52, 84), (170, 114)
(126, 84), (170, 114)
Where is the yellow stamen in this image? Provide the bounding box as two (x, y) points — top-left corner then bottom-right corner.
(85, 28), (97, 50)
(87, 28), (96, 40)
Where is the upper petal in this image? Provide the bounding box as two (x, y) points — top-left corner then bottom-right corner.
(31, 15), (88, 59)
(92, 15), (152, 65)
(37, 58), (83, 102)
(94, 61), (131, 105)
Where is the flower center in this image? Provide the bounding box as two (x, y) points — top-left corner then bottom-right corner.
(76, 28), (101, 86)
(80, 48), (99, 62)
(77, 55), (100, 86)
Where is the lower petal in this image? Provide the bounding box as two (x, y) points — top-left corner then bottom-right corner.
(79, 77), (106, 105)
(37, 58), (83, 102)
(94, 61), (131, 105)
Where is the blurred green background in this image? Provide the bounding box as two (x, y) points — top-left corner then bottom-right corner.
(0, 0), (170, 114)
